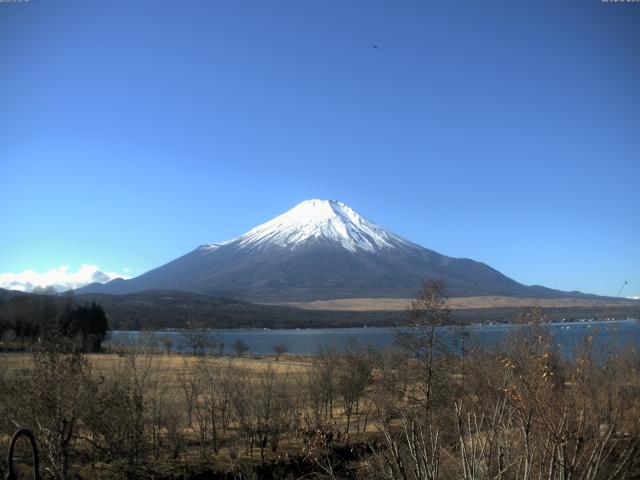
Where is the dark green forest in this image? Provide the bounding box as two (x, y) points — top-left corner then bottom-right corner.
(0, 292), (108, 351)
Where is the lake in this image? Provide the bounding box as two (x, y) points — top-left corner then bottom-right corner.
(106, 318), (639, 358)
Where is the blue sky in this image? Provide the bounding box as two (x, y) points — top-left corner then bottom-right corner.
(1, 0), (638, 296)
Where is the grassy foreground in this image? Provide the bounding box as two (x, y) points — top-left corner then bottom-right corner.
(1, 303), (639, 479)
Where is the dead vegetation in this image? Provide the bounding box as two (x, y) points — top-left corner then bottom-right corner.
(0, 284), (638, 479)
(272, 296), (638, 312)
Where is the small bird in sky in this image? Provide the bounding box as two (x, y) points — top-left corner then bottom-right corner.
(371, 44), (379, 49)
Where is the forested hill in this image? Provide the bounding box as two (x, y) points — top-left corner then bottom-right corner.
(77, 290), (640, 330)
(74, 290), (398, 329)
(2, 289), (639, 333)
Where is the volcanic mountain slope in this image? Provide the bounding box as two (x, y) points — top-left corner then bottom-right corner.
(78, 199), (585, 302)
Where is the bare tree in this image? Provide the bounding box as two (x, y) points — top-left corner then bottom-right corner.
(233, 338), (250, 357)
(272, 343), (287, 360)
(26, 335), (94, 479)
(229, 367), (258, 457)
(182, 329), (208, 356)
(84, 335), (160, 474)
(311, 347), (339, 424)
(193, 357), (235, 453)
(253, 364), (293, 463)
(403, 279), (449, 411)
(210, 332), (226, 357)
(178, 360), (199, 428)
(160, 334), (173, 355)
(336, 344), (373, 434)
(374, 280), (450, 480)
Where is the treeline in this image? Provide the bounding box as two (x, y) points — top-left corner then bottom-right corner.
(75, 291), (640, 330)
(0, 283), (638, 479)
(0, 292), (108, 352)
(75, 290), (405, 330)
(4, 288), (639, 334)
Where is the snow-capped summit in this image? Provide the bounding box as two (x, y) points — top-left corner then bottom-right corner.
(235, 199), (411, 253)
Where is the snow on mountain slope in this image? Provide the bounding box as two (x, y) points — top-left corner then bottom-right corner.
(197, 243), (224, 253)
(231, 199), (412, 253)
(76, 199), (590, 302)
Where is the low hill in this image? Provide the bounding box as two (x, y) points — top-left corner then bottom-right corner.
(0, 287), (27, 304)
(74, 290), (393, 329)
(74, 290), (640, 330)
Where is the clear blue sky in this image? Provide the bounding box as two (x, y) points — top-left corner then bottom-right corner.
(1, 0), (638, 296)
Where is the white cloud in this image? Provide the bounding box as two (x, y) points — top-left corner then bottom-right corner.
(0, 264), (131, 292)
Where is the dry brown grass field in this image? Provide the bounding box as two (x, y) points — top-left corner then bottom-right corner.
(272, 295), (638, 311)
(1, 351), (315, 402)
(0, 349), (383, 478)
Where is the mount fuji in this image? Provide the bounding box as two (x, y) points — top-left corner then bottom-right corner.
(77, 199), (579, 301)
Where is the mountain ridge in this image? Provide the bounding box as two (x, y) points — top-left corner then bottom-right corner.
(76, 199), (595, 302)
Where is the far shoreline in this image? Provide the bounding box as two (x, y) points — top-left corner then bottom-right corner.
(108, 316), (639, 333)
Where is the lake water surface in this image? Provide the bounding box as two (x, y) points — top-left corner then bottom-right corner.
(107, 319), (639, 358)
